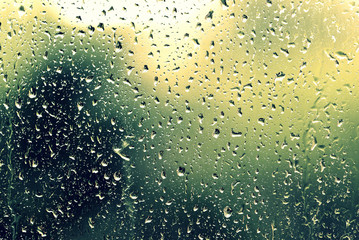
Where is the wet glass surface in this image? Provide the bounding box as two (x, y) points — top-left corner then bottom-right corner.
(0, 0), (358, 239)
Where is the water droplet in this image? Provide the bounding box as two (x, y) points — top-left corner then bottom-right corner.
(213, 128), (220, 138)
(223, 206), (232, 218)
(177, 167), (185, 176)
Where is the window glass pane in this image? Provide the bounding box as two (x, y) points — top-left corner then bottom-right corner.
(1, 0), (358, 239)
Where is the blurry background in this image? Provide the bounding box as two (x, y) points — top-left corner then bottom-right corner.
(0, 0), (358, 239)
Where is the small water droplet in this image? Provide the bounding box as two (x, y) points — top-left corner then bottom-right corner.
(213, 128), (220, 138)
(177, 167), (185, 176)
(223, 206), (233, 218)
(113, 171), (121, 181)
